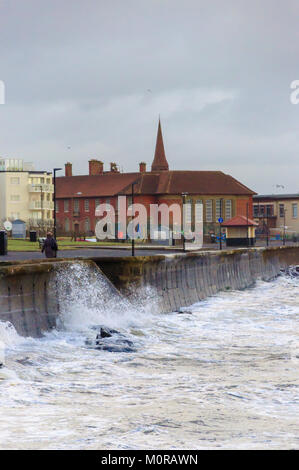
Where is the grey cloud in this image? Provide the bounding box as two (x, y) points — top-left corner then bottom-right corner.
(0, 0), (299, 193)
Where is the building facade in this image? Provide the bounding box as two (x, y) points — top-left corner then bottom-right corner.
(253, 194), (299, 238)
(0, 158), (54, 231)
(56, 121), (256, 239)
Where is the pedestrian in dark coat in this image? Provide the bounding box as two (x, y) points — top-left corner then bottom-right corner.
(41, 232), (58, 258)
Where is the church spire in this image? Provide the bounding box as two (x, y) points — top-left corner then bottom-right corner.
(151, 118), (169, 172)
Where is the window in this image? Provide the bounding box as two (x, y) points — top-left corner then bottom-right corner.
(206, 200), (213, 223)
(225, 200), (232, 220)
(74, 199), (79, 213)
(84, 199), (89, 212)
(266, 205), (273, 216)
(10, 177), (20, 185)
(85, 218), (90, 232)
(10, 195), (20, 201)
(64, 200), (69, 212)
(184, 198), (192, 224)
(253, 205), (259, 217)
(195, 200), (203, 223)
(95, 199), (100, 210)
(215, 199), (223, 221)
(279, 204), (284, 218)
(292, 203), (298, 218)
(65, 218), (70, 232)
(55, 201), (59, 213)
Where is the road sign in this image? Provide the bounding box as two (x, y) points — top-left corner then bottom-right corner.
(4, 221), (12, 231)
(218, 217), (224, 224)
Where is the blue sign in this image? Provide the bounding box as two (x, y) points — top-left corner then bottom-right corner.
(218, 217), (224, 224)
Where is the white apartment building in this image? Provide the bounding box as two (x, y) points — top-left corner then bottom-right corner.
(0, 158), (54, 227)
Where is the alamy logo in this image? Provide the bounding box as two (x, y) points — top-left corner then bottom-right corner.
(0, 80), (5, 104)
(94, 196), (203, 246)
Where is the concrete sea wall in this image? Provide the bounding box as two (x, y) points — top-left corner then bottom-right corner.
(0, 245), (298, 336)
(94, 246), (299, 312)
(0, 259), (105, 337)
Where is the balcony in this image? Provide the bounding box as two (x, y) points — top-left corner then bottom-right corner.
(29, 201), (54, 210)
(28, 183), (54, 193)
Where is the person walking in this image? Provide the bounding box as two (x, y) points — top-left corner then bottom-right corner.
(41, 232), (58, 258)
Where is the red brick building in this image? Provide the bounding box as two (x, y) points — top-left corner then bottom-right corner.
(56, 120), (256, 238)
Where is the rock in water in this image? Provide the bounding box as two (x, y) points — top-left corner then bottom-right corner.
(99, 326), (114, 338)
(94, 327), (136, 353)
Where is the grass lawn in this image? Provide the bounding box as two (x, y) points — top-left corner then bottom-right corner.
(7, 238), (136, 252)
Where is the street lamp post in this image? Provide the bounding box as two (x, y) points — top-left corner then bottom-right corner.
(219, 198), (223, 250)
(131, 182), (137, 256)
(246, 202), (249, 247)
(283, 208), (287, 246)
(266, 211), (269, 247)
(39, 184), (44, 236)
(182, 192), (188, 252)
(53, 168), (62, 240)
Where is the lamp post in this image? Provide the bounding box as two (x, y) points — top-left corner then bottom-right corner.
(219, 198), (223, 250)
(246, 202), (249, 247)
(266, 209), (269, 247)
(283, 208), (287, 246)
(53, 168), (62, 239)
(39, 184), (44, 236)
(182, 192), (188, 252)
(131, 182), (137, 256)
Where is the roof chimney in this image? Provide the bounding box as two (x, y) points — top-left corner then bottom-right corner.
(139, 162), (146, 173)
(65, 162), (72, 177)
(89, 159), (103, 175)
(110, 162), (119, 173)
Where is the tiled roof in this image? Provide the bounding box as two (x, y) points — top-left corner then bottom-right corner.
(222, 215), (258, 227)
(56, 170), (255, 198)
(56, 173), (140, 198)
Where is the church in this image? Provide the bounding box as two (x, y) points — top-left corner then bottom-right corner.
(56, 120), (255, 239)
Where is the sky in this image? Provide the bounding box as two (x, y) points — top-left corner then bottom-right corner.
(0, 0), (299, 194)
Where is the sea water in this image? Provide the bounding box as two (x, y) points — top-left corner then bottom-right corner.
(0, 264), (298, 449)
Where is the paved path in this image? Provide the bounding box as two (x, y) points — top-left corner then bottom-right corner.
(0, 248), (176, 261)
(0, 240), (297, 262)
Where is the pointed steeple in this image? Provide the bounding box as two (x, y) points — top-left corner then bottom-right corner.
(151, 119), (169, 172)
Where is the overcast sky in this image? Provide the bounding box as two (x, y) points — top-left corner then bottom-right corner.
(0, 0), (299, 193)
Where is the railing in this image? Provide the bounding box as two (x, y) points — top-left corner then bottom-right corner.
(29, 201), (54, 210)
(28, 184), (54, 193)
